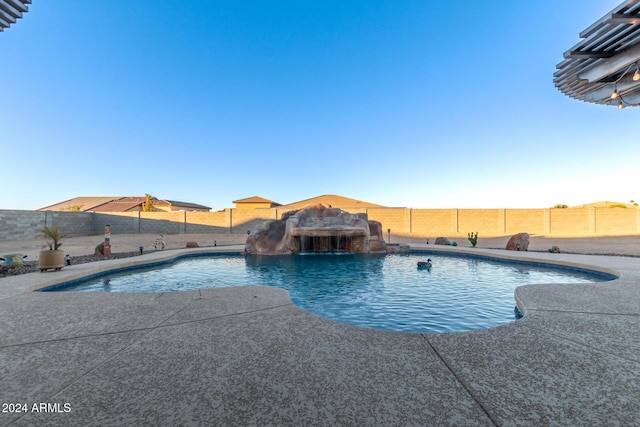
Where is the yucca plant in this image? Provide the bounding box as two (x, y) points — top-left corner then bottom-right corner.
(41, 225), (67, 250)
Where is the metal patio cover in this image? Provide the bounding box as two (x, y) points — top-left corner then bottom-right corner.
(0, 0), (31, 32)
(555, 0), (640, 107)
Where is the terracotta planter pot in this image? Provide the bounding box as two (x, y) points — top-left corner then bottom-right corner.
(38, 250), (65, 272)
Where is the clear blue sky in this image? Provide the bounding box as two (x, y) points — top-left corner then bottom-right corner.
(2, 0), (637, 210)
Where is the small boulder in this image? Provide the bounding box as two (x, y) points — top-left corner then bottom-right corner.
(434, 237), (451, 246)
(94, 243), (104, 256)
(186, 242), (199, 248)
(506, 233), (530, 251)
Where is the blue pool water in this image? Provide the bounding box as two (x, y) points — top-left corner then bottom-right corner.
(51, 253), (612, 333)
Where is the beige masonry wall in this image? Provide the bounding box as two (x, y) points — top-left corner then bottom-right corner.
(457, 209), (502, 235)
(504, 209), (546, 235)
(410, 209), (454, 234)
(549, 208), (590, 235)
(593, 207), (638, 234)
(231, 208), (278, 234)
(1, 207), (639, 240)
(397, 207), (638, 237)
(186, 211), (230, 234)
(367, 208), (407, 235)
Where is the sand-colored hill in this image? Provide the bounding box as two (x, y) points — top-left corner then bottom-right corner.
(572, 200), (638, 208)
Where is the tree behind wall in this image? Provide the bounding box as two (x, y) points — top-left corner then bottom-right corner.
(142, 194), (155, 212)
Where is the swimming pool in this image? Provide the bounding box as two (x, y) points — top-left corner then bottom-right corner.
(47, 253), (612, 332)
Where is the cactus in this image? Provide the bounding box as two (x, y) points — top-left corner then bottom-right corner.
(467, 232), (478, 247)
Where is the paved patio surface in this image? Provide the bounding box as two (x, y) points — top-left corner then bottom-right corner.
(0, 244), (639, 426)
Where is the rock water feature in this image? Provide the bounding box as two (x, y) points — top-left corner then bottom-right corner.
(245, 204), (389, 255)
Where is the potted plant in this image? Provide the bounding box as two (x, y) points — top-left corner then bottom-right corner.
(38, 225), (67, 272)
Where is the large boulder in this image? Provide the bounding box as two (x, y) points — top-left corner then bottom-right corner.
(506, 233), (530, 251)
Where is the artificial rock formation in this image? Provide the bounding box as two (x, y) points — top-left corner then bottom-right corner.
(245, 204), (386, 255)
(505, 232), (530, 251)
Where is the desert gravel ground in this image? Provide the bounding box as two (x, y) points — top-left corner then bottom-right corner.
(1, 233), (638, 261)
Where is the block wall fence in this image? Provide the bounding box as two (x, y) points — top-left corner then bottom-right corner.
(1, 207), (639, 240)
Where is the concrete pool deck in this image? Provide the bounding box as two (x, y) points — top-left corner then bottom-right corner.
(1, 243), (639, 425)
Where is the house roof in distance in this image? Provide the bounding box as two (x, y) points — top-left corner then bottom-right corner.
(39, 196), (211, 212)
(39, 197), (123, 212)
(278, 194), (385, 210)
(232, 196), (282, 205)
(90, 197), (150, 212)
(162, 200), (212, 210)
